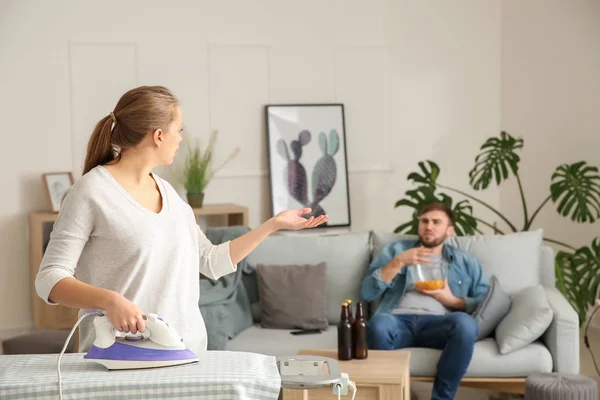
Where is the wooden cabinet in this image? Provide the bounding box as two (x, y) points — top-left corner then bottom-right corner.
(191, 203), (248, 226)
(29, 203), (249, 330)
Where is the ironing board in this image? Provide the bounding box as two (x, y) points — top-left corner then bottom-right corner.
(0, 350), (281, 399)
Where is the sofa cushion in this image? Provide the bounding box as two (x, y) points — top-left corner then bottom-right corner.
(371, 232), (416, 262)
(257, 262), (328, 330)
(472, 275), (512, 340)
(245, 232), (371, 324)
(495, 284), (554, 354)
(409, 338), (553, 377)
(445, 229), (543, 296)
(224, 324), (338, 356)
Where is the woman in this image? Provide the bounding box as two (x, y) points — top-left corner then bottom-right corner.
(35, 86), (327, 354)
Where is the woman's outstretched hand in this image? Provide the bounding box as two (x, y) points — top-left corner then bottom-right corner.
(228, 207), (328, 265)
(272, 208), (328, 231)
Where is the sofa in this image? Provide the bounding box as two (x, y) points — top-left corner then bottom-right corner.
(201, 227), (579, 394)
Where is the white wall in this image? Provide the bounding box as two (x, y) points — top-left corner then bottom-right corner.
(0, 0), (502, 340)
(501, 0), (600, 330)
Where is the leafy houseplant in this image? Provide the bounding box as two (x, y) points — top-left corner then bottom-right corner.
(394, 131), (600, 325)
(180, 129), (239, 208)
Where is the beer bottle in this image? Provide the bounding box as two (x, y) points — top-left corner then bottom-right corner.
(345, 299), (355, 324)
(353, 301), (368, 359)
(337, 302), (352, 361)
(344, 299), (356, 358)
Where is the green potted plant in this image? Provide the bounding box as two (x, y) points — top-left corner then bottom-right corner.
(179, 128), (239, 208)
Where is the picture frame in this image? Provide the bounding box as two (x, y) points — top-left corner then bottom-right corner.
(42, 172), (75, 212)
(265, 103), (351, 228)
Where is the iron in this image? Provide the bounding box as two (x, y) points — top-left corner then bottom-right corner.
(84, 313), (199, 370)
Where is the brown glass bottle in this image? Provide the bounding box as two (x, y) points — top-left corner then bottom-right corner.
(353, 301), (368, 359)
(337, 302), (352, 361)
(345, 299), (356, 358)
(345, 299), (355, 324)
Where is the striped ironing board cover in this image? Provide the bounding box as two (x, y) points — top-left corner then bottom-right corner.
(0, 350), (281, 399)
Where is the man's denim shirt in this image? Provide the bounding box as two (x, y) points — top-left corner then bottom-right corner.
(360, 239), (489, 315)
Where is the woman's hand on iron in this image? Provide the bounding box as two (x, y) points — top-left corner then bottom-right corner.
(105, 292), (146, 334)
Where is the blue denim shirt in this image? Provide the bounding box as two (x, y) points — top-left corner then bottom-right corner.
(360, 239), (489, 315)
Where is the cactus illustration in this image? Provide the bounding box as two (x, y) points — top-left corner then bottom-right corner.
(275, 128), (339, 226)
(276, 130), (311, 205)
(307, 129), (340, 223)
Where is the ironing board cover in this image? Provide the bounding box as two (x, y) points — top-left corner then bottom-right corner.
(0, 350), (281, 399)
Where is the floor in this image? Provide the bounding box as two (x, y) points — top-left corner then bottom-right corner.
(410, 327), (600, 400)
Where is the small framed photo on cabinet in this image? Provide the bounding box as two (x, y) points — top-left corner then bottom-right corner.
(43, 172), (74, 212)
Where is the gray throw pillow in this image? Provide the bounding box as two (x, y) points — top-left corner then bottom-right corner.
(257, 262), (328, 330)
(495, 284), (554, 354)
(471, 275), (511, 340)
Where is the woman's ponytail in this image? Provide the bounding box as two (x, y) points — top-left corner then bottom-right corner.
(81, 86), (179, 175)
(83, 114), (116, 175)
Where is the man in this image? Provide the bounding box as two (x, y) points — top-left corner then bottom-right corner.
(360, 202), (489, 400)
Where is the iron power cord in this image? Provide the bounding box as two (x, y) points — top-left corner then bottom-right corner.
(57, 311), (106, 400)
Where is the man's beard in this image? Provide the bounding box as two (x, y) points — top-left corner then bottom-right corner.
(419, 233), (446, 248)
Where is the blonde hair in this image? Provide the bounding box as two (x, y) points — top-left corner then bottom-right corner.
(83, 86), (179, 175)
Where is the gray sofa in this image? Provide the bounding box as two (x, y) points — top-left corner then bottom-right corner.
(205, 227), (579, 393)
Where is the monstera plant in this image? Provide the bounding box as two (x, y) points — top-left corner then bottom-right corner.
(394, 131), (600, 325)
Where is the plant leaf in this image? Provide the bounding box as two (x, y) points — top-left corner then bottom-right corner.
(407, 161), (440, 186)
(180, 130), (239, 194)
(184, 146), (211, 194)
(555, 237), (600, 325)
(393, 186), (478, 236)
(449, 199), (478, 236)
(550, 161), (600, 223)
(468, 131), (523, 190)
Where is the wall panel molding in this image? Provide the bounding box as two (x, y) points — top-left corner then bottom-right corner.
(207, 42), (272, 130)
(333, 44), (392, 176)
(206, 43), (271, 175)
(67, 41), (138, 176)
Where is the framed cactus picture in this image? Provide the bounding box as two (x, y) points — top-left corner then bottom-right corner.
(265, 104), (351, 228)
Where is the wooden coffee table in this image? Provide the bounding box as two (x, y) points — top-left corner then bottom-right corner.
(282, 348), (410, 400)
